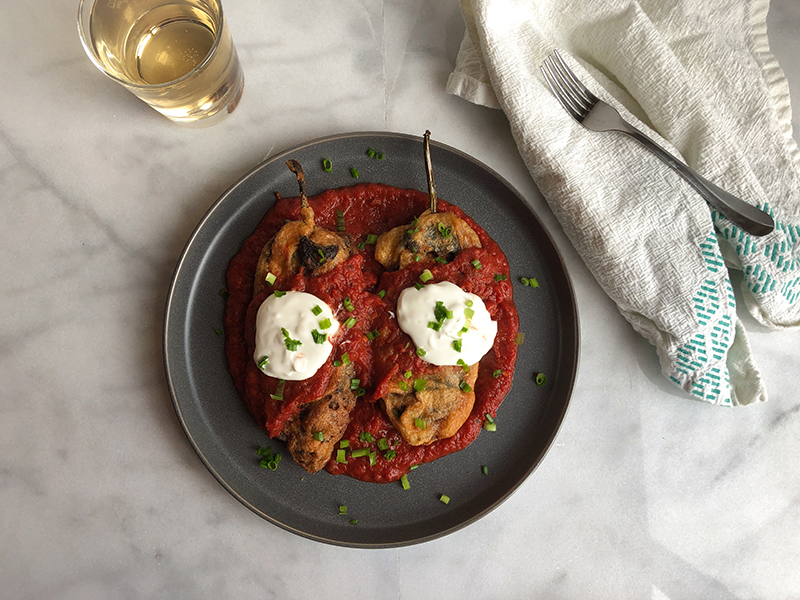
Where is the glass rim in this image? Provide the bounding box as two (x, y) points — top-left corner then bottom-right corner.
(77, 0), (227, 91)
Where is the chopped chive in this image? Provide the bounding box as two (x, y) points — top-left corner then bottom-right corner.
(484, 421), (497, 432)
(349, 519), (358, 525)
(413, 378), (427, 392)
(420, 269), (433, 283)
(416, 347), (427, 358)
(434, 256), (448, 264)
(481, 465), (489, 475)
(319, 317), (332, 330)
(414, 282), (424, 290)
(269, 379), (285, 402)
(311, 329), (327, 344)
(515, 332), (525, 345)
(485, 413), (495, 424)
(384, 449), (396, 461)
(536, 372), (547, 386)
(377, 438), (389, 451)
(360, 431), (375, 443)
(350, 167), (360, 178)
(414, 418), (426, 429)
(354, 387), (366, 397)
(493, 369), (503, 378)
(434, 301), (448, 322)
(428, 321), (442, 331)
(457, 358), (468, 373)
(375, 152), (385, 160)
(378, 289), (386, 298)
(350, 379), (361, 390)
(437, 222), (452, 238)
(342, 352), (351, 365)
(322, 158), (332, 172)
(265, 272), (277, 285)
(403, 371), (412, 379)
(366, 147), (375, 158)
(465, 299), (473, 308)
(311, 305), (323, 316)
(366, 329), (380, 341)
(345, 316), (357, 328)
(219, 288), (229, 298)
(414, 254), (421, 262)
(317, 248), (326, 263)
(274, 290), (286, 298)
(464, 307), (475, 319)
(339, 505), (347, 515)
(459, 381), (472, 393)
(339, 439), (350, 449)
(409, 464), (419, 470)
(452, 339), (462, 352)
(333, 360), (342, 367)
(471, 259), (482, 269)
(530, 278), (539, 287)
(214, 327), (223, 336)
(313, 431), (324, 442)
(357, 242), (366, 250)
(343, 297), (355, 311)
(365, 233), (379, 245)
(439, 494), (450, 505)
(400, 474), (410, 490)
(369, 451), (377, 466)
(336, 449), (347, 463)
(351, 448), (370, 458)
(494, 273), (508, 282)
(398, 381), (408, 391)
(281, 327), (302, 351)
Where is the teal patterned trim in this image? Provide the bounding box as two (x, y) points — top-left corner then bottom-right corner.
(670, 234), (735, 405)
(713, 203), (800, 305)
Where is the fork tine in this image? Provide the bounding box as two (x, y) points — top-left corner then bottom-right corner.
(552, 49), (599, 104)
(545, 56), (594, 116)
(541, 61), (585, 121)
(542, 58), (591, 118)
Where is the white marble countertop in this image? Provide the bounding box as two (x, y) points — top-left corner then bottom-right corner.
(2, 1), (799, 598)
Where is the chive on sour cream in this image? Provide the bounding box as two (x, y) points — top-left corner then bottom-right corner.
(253, 291), (339, 381)
(397, 281), (497, 366)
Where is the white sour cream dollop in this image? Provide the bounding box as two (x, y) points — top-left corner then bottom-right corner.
(253, 291), (340, 381)
(397, 281), (497, 366)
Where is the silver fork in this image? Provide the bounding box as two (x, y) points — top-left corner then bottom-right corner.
(541, 50), (775, 237)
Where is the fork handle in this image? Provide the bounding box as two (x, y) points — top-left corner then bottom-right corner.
(620, 126), (775, 236)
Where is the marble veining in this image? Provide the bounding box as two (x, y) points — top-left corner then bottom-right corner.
(1, 0), (799, 598)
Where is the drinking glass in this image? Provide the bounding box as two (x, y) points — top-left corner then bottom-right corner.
(78, 0), (244, 126)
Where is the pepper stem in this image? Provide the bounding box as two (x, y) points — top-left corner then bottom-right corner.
(423, 131), (437, 214)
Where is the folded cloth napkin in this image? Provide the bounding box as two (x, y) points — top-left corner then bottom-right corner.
(447, 0), (800, 405)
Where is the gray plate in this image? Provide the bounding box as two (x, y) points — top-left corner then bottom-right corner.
(163, 131), (579, 548)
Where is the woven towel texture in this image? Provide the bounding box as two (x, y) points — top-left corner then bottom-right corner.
(447, 0), (800, 405)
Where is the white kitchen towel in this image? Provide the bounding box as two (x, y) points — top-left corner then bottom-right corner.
(447, 0), (800, 405)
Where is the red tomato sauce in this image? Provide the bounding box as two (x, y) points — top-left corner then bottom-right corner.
(224, 183), (518, 483)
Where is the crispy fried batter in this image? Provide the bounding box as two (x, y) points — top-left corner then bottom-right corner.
(253, 160), (351, 295)
(382, 365), (479, 446)
(374, 209), (481, 270)
(280, 363), (356, 473)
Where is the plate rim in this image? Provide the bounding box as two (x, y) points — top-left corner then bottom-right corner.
(163, 130), (580, 548)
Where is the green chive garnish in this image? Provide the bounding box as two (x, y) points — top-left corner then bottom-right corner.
(536, 372), (547, 386)
(459, 381), (472, 393)
(384, 450), (396, 461)
(420, 269), (433, 283)
(322, 158), (332, 172)
(377, 438), (389, 451)
(439, 494), (450, 505)
(515, 332), (525, 345)
(319, 317), (332, 330)
(281, 327), (302, 351)
(378, 289), (386, 298)
(416, 347), (427, 358)
(214, 328), (223, 336)
(265, 272), (277, 285)
(340, 439), (349, 448)
(367, 147), (375, 158)
(350, 379), (361, 390)
(342, 352), (351, 365)
(336, 449), (347, 463)
(360, 431), (374, 443)
(494, 273), (508, 282)
(339, 505), (347, 515)
(471, 259), (482, 269)
(274, 290), (286, 298)
(343, 297), (354, 311)
(400, 475), (410, 490)
(481, 465), (488, 475)
(365, 233), (379, 245)
(452, 339), (462, 353)
(493, 369), (503, 378)
(311, 329), (327, 344)
(350, 167), (360, 178)
(313, 431), (324, 442)
(403, 371), (412, 379)
(351, 448), (370, 458)
(311, 305), (323, 316)
(413, 378), (427, 392)
(414, 418), (426, 429)
(345, 316), (357, 328)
